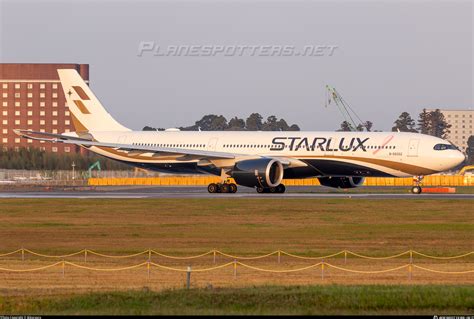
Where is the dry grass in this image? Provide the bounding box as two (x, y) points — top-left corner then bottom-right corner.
(0, 198), (472, 295)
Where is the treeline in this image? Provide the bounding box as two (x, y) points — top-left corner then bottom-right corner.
(337, 109), (452, 139)
(143, 113), (300, 132)
(0, 147), (131, 170)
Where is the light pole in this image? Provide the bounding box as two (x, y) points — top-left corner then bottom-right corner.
(72, 162), (76, 181)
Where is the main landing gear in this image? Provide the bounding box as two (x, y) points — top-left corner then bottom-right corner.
(411, 175), (424, 194)
(207, 182), (238, 193)
(256, 184), (286, 194)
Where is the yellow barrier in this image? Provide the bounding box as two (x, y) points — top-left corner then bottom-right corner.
(88, 175), (474, 187)
(3, 248), (473, 261)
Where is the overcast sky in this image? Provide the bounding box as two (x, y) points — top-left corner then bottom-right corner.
(1, 0), (472, 131)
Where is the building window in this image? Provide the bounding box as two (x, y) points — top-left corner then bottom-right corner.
(15, 83), (20, 89)
(2, 129), (7, 134)
(52, 83), (58, 89)
(27, 139), (32, 144)
(65, 120), (70, 125)
(27, 111), (33, 116)
(40, 129), (45, 133)
(27, 120), (33, 125)
(15, 111), (20, 116)
(64, 147), (71, 152)
(52, 129), (58, 134)
(40, 102), (45, 107)
(40, 92), (45, 98)
(52, 111), (58, 116)
(64, 129), (70, 133)
(52, 120), (58, 125)
(40, 111), (45, 116)
(27, 93), (33, 98)
(2, 101), (7, 107)
(65, 111), (70, 116)
(14, 120), (20, 125)
(2, 111), (7, 116)
(15, 138), (20, 143)
(40, 120), (45, 125)
(52, 93), (58, 98)
(2, 138), (7, 143)
(52, 102), (58, 107)
(27, 102), (33, 107)
(52, 147), (58, 152)
(15, 93), (20, 98)
(2, 120), (7, 125)
(15, 102), (20, 107)
(2, 84), (7, 89)
(27, 83), (33, 89)
(40, 83), (45, 89)
(2, 93), (7, 98)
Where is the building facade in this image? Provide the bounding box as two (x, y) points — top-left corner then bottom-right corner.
(0, 63), (89, 153)
(428, 109), (473, 152)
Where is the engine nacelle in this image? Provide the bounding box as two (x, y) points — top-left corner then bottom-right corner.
(232, 158), (284, 188)
(318, 176), (365, 189)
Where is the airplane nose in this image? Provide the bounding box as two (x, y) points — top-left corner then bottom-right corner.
(452, 150), (467, 167)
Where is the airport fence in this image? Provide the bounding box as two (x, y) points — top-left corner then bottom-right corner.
(0, 249), (472, 284)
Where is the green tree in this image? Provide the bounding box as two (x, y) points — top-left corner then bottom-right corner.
(429, 109), (451, 139)
(227, 117), (246, 130)
(466, 135), (474, 165)
(417, 109), (432, 134)
(245, 113), (263, 131)
(392, 112), (417, 132)
(338, 121), (353, 132)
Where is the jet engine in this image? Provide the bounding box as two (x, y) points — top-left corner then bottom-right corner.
(318, 176), (365, 189)
(232, 158), (284, 188)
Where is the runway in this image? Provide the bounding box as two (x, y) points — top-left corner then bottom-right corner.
(0, 186), (472, 199)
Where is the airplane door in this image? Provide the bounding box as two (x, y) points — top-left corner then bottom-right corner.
(407, 138), (419, 157)
(207, 137), (218, 151)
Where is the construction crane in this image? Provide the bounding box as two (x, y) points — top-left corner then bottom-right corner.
(325, 85), (365, 131)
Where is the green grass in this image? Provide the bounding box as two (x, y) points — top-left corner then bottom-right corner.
(1, 285), (472, 315)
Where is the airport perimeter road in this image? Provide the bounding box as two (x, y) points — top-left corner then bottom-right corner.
(0, 186), (473, 199)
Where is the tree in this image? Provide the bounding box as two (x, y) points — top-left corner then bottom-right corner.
(417, 109), (432, 134)
(466, 135), (474, 165)
(262, 115), (279, 131)
(245, 113), (263, 131)
(338, 121), (353, 132)
(429, 109), (451, 139)
(392, 112), (417, 132)
(142, 126), (157, 131)
(227, 117), (246, 130)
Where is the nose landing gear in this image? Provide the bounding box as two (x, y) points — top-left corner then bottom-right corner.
(411, 175), (424, 194)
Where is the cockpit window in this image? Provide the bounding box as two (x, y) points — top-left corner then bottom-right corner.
(433, 144), (457, 150)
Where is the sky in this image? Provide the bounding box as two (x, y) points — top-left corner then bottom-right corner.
(0, 0), (472, 131)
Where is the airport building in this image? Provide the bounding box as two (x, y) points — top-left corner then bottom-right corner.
(0, 63), (89, 153)
(427, 109), (474, 152)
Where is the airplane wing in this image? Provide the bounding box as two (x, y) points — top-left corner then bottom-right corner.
(13, 129), (236, 160)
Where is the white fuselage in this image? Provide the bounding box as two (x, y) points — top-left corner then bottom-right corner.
(85, 130), (465, 178)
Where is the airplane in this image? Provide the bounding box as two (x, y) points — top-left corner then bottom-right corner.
(15, 69), (466, 194)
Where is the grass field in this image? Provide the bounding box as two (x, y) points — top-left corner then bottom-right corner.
(1, 285), (473, 315)
(0, 198), (472, 314)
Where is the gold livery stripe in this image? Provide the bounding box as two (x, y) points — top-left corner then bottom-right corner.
(73, 100), (91, 114)
(72, 86), (91, 100)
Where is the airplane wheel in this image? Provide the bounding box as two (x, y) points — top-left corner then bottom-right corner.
(276, 184), (286, 193)
(208, 183), (218, 193)
(411, 186), (422, 194)
(256, 187), (265, 193)
(221, 183), (230, 193)
(269, 187), (277, 193)
(229, 183), (238, 193)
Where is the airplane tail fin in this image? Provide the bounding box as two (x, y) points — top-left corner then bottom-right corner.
(58, 69), (130, 133)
